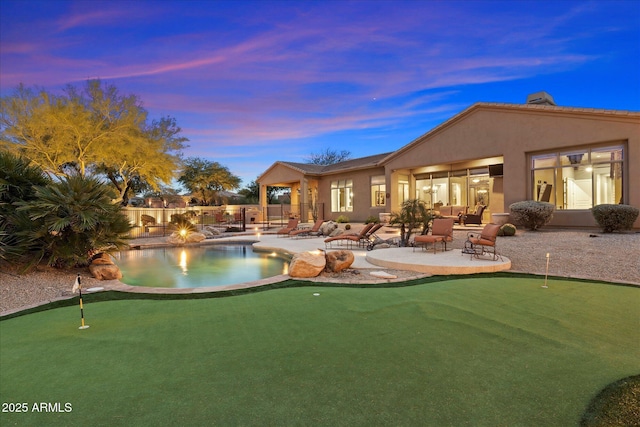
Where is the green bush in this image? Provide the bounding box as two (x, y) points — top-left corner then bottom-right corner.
(335, 215), (350, 223)
(15, 175), (131, 268)
(591, 204), (639, 233)
(364, 215), (380, 224)
(498, 223), (517, 236)
(509, 201), (555, 231)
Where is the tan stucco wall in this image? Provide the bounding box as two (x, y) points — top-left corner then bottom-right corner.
(385, 106), (640, 228)
(318, 166), (387, 222)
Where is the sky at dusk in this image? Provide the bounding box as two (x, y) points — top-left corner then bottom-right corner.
(1, 0), (639, 188)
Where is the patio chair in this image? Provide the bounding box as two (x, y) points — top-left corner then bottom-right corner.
(464, 223), (502, 260)
(413, 218), (455, 253)
(289, 219), (324, 238)
(276, 219), (299, 237)
(359, 223), (384, 249)
(463, 205), (486, 225)
(324, 223), (374, 249)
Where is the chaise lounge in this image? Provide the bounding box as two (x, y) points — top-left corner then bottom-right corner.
(324, 223), (375, 249)
(276, 219), (299, 237)
(289, 219), (324, 238)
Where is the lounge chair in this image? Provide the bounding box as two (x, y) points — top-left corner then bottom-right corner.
(289, 219), (324, 238)
(464, 223), (502, 260)
(413, 218), (455, 253)
(324, 223), (374, 249)
(359, 223), (384, 249)
(463, 205), (486, 225)
(276, 219), (299, 237)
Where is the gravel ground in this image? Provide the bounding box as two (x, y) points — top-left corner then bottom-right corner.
(1, 229), (638, 315)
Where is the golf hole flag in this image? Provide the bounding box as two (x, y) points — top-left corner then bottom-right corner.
(73, 274), (90, 329)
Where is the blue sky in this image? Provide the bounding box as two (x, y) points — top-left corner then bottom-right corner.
(1, 0), (639, 187)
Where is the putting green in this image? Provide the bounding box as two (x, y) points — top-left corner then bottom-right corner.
(1, 276), (638, 426)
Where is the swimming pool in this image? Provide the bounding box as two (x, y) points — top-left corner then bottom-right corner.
(114, 244), (290, 288)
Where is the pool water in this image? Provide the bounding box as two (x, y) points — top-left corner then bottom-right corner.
(114, 245), (289, 288)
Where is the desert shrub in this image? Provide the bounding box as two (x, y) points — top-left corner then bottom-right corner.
(15, 176), (131, 268)
(591, 204), (639, 233)
(509, 201), (555, 231)
(345, 224), (351, 230)
(498, 223), (517, 236)
(365, 215), (380, 224)
(141, 214), (156, 226)
(335, 215), (350, 223)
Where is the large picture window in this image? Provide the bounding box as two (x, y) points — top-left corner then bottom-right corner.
(331, 179), (353, 212)
(370, 175), (386, 207)
(531, 145), (624, 209)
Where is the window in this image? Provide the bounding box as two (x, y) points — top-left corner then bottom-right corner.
(331, 179), (353, 212)
(531, 145), (624, 209)
(371, 175), (386, 207)
(398, 175), (409, 204)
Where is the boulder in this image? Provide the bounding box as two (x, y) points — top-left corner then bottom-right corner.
(325, 250), (354, 273)
(204, 226), (221, 235)
(167, 232), (183, 245)
(89, 263), (122, 280)
(289, 252), (326, 278)
(91, 253), (114, 265)
(328, 228), (343, 237)
(319, 221), (338, 236)
(186, 232), (206, 243)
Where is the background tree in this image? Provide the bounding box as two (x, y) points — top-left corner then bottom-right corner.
(1, 80), (187, 205)
(305, 148), (351, 165)
(178, 157), (241, 205)
(238, 179), (288, 204)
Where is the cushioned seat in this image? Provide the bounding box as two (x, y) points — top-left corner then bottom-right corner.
(465, 223), (501, 260)
(324, 223), (374, 249)
(413, 218), (455, 253)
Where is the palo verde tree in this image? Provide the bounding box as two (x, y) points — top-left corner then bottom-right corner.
(0, 80), (187, 205)
(178, 157), (241, 205)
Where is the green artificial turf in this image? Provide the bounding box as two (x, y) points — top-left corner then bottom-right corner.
(1, 276), (638, 426)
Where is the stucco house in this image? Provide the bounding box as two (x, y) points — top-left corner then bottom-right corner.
(257, 92), (640, 229)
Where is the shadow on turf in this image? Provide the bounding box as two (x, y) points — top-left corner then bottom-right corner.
(580, 374), (640, 426)
(1, 272), (634, 322)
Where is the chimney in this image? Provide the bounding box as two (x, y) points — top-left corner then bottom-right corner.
(526, 91), (556, 106)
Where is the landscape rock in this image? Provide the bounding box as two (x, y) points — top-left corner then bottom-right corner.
(319, 221), (338, 236)
(186, 232), (206, 243)
(90, 253), (114, 265)
(89, 263), (123, 280)
(289, 251), (326, 278)
(204, 226), (221, 235)
(167, 232), (183, 245)
(328, 228), (343, 237)
(325, 250), (354, 273)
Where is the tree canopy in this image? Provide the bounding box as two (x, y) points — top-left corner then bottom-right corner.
(178, 157), (241, 205)
(305, 148), (351, 165)
(0, 80), (187, 205)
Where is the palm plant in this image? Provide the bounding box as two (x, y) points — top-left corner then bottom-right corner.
(0, 151), (50, 263)
(16, 175), (132, 268)
(389, 199), (433, 247)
